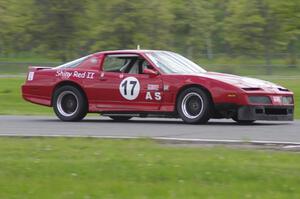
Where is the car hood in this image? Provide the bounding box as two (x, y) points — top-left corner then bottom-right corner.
(200, 72), (287, 91)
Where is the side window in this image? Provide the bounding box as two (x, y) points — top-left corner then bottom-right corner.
(128, 59), (153, 74)
(141, 60), (154, 71)
(102, 54), (155, 74)
(103, 56), (129, 72)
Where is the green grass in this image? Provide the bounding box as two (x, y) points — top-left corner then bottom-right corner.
(0, 137), (300, 198)
(196, 55), (300, 76)
(0, 78), (52, 115)
(0, 77), (299, 118)
(205, 64), (300, 76)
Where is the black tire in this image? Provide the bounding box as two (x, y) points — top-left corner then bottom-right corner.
(109, 116), (132, 121)
(232, 117), (255, 124)
(53, 85), (88, 121)
(177, 87), (211, 124)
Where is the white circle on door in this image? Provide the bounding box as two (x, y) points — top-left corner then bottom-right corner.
(119, 77), (140, 100)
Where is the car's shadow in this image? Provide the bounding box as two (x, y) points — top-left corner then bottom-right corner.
(37, 117), (292, 126)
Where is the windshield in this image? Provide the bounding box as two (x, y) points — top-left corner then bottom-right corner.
(145, 51), (206, 74)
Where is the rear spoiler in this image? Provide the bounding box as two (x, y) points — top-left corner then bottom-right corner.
(29, 66), (53, 70)
(28, 66), (53, 71)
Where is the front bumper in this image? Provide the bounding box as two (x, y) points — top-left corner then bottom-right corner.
(238, 105), (294, 121)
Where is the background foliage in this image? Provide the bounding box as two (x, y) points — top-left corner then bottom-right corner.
(0, 0), (299, 71)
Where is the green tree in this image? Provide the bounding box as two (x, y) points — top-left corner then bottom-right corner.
(172, 0), (215, 59)
(0, 0), (34, 56)
(223, 0), (286, 74)
(0, 0), (299, 67)
(223, 0), (265, 54)
(210, 0), (231, 54)
(88, 0), (174, 52)
(30, 0), (88, 61)
(270, 0), (300, 67)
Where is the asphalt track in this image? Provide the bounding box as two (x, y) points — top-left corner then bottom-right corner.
(0, 115), (299, 143)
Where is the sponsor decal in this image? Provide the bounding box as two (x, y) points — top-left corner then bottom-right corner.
(56, 70), (73, 79)
(163, 85), (170, 91)
(27, 72), (35, 81)
(56, 70), (95, 80)
(147, 84), (159, 91)
(119, 77), (140, 100)
(145, 92), (161, 101)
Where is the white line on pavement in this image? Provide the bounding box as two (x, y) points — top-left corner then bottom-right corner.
(1, 133), (300, 146)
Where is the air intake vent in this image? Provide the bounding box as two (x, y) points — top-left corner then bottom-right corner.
(242, 88), (261, 91)
(265, 108), (287, 115)
(278, 88), (289, 92)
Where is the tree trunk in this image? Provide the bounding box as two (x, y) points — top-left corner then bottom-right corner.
(265, 47), (272, 75)
(187, 46), (194, 60)
(205, 35), (213, 60)
(287, 41), (297, 68)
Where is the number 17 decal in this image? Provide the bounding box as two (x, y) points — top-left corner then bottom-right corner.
(119, 77), (140, 100)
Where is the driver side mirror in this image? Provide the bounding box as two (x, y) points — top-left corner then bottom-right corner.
(143, 68), (158, 76)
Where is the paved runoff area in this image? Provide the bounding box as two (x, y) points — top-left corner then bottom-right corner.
(0, 115), (299, 144)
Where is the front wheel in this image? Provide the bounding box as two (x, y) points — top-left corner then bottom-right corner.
(177, 87), (211, 124)
(53, 86), (87, 121)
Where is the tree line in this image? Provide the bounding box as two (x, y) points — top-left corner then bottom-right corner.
(0, 0), (299, 64)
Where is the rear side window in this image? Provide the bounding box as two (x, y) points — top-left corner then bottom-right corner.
(56, 56), (89, 69)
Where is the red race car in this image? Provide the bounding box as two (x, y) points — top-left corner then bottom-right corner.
(22, 50), (294, 124)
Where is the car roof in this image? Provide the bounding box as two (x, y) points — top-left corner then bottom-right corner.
(93, 49), (169, 55)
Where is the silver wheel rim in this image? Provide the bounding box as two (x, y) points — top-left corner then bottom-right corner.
(57, 91), (79, 117)
(181, 92), (204, 119)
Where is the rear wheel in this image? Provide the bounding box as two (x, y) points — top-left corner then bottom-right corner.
(109, 116), (132, 121)
(53, 85), (87, 121)
(177, 87), (211, 124)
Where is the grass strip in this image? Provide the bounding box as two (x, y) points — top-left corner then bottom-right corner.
(0, 137), (300, 198)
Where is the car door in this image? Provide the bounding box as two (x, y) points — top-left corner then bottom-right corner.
(94, 53), (163, 111)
